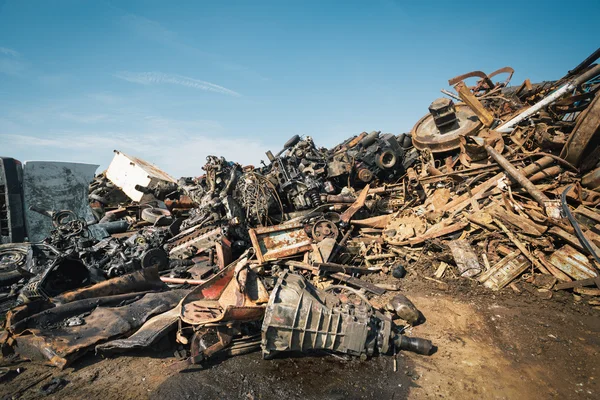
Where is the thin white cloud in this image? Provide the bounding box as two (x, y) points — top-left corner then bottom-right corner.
(0, 133), (122, 150)
(0, 47), (19, 57)
(0, 116), (265, 177)
(87, 92), (124, 105)
(37, 73), (70, 86)
(114, 10), (268, 82)
(58, 112), (111, 124)
(0, 131), (266, 177)
(114, 71), (241, 97)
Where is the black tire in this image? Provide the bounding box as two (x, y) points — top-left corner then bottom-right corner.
(284, 134), (301, 149)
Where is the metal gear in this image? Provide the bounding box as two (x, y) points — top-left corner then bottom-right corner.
(311, 219), (339, 242)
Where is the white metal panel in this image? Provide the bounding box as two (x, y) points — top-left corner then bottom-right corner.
(106, 150), (175, 202)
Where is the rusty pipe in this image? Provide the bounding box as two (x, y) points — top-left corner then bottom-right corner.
(426, 164), (443, 176)
(160, 277), (206, 285)
(326, 195), (357, 203)
(406, 167), (419, 184)
(520, 155), (554, 176)
(582, 166), (600, 191)
(485, 145), (560, 217)
(485, 145), (549, 205)
(528, 166), (563, 183)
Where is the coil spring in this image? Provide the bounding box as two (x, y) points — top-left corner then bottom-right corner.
(308, 191), (321, 207)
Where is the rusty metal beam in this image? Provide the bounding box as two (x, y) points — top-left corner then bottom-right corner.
(454, 81), (494, 127)
(330, 273), (386, 295)
(484, 145), (560, 218)
(340, 184), (370, 224)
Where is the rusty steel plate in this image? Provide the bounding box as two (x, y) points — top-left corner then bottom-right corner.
(411, 103), (482, 152)
(548, 244), (598, 281)
(248, 222), (312, 264)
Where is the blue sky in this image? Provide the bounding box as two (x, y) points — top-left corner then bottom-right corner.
(0, 0), (597, 177)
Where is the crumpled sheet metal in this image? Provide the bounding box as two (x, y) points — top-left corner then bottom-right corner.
(96, 305), (181, 356)
(8, 292), (154, 335)
(180, 254), (269, 327)
(12, 289), (188, 369)
(53, 267), (167, 304)
(6, 267), (166, 334)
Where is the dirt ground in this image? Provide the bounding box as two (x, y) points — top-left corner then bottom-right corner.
(1, 276), (599, 400)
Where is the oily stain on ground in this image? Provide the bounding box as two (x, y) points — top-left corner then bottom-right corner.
(3, 52), (600, 400)
(150, 293), (599, 400)
(151, 353), (414, 400)
(3, 290), (598, 400)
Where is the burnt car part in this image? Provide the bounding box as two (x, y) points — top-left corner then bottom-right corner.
(233, 172), (278, 226)
(177, 252), (268, 364)
(268, 154), (322, 210)
(18, 256), (90, 303)
(261, 271), (433, 359)
(22, 161), (99, 243)
(0, 243), (31, 286)
(10, 289), (187, 369)
(0, 157), (25, 244)
(329, 131), (413, 184)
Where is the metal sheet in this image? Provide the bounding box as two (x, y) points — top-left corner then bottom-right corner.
(22, 161), (98, 242)
(548, 245), (598, 281)
(180, 254), (268, 326)
(448, 239), (482, 278)
(95, 305), (181, 356)
(248, 222), (312, 264)
(478, 251), (530, 290)
(106, 150), (175, 202)
(0, 157), (25, 243)
(13, 289), (188, 369)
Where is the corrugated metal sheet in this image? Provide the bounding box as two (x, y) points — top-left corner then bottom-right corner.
(548, 245), (598, 281)
(478, 251), (530, 290)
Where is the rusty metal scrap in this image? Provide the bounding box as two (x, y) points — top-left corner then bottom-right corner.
(248, 222), (313, 263)
(447, 240), (482, 278)
(549, 245), (599, 281)
(3, 48), (600, 372)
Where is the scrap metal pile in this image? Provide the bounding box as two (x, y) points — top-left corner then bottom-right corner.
(2, 49), (600, 370)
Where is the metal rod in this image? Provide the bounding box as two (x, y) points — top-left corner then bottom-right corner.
(484, 145), (550, 206)
(160, 277), (206, 285)
(440, 89), (461, 101)
(496, 64), (600, 133)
